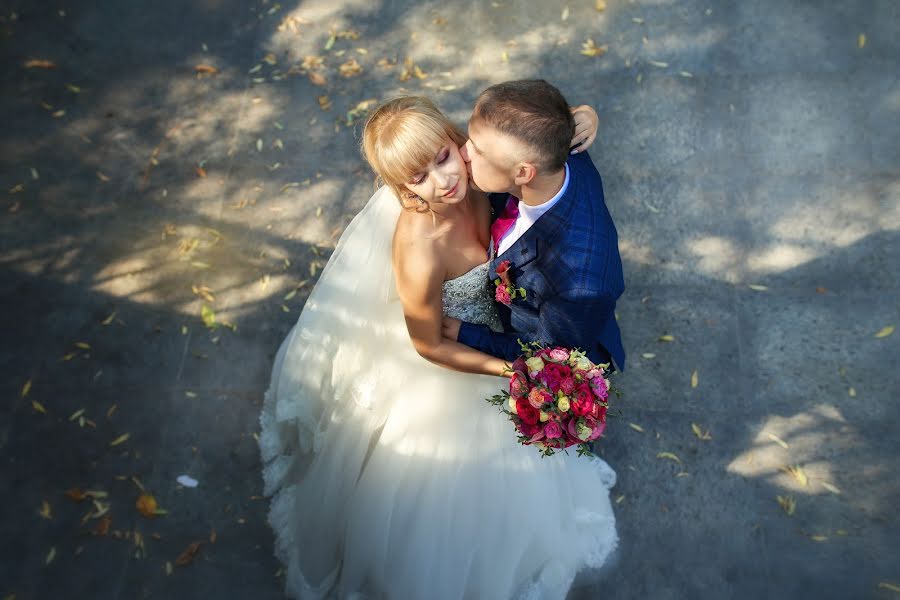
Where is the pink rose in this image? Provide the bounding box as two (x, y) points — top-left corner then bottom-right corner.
(509, 371), (529, 398)
(548, 348), (570, 362)
(543, 421), (563, 439)
(527, 387), (553, 410)
(560, 376), (576, 395)
(516, 399), (540, 426)
(589, 375), (609, 400)
(588, 417), (606, 441)
(570, 384), (594, 416)
(495, 284), (512, 306)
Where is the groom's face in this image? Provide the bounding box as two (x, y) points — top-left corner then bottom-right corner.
(461, 116), (518, 194)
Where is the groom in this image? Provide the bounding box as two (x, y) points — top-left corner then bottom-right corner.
(442, 79), (626, 371)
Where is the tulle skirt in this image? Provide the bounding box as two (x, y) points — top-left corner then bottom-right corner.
(257, 187), (618, 600)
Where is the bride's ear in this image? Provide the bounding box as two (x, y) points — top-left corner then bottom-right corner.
(513, 162), (537, 186)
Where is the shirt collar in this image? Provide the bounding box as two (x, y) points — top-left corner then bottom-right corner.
(517, 163), (570, 216)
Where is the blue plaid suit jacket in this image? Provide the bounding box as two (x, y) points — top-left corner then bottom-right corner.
(457, 150), (626, 370)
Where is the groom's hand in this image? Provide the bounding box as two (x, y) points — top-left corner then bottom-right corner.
(441, 316), (461, 341)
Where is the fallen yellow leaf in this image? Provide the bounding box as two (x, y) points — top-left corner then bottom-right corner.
(581, 38), (608, 57)
(658, 334), (675, 342)
(767, 432), (789, 449)
(657, 452), (682, 464)
(776, 494), (796, 515)
(628, 423), (644, 433)
(691, 423), (712, 440)
(136, 494), (161, 518)
(874, 325), (894, 338)
(338, 58), (363, 77)
(748, 284), (768, 291)
(690, 369), (698, 388)
(32, 401), (47, 414)
(74, 342), (91, 350)
(109, 433), (130, 447)
(101, 312), (116, 325)
(822, 482), (841, 495)
(810, 534), (828, 542)
(21, 379), (32, 397)
(878, 582), (900, 593)
(39, 501), (52, 519)
(595, 0), (606, 10)
(858, 33), (866, 49)
(780, 465), (808, 487)
(45, 547), (56, 565)
(641, 352), (656, 359)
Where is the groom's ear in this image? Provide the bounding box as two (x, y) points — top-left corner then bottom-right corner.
(513, 162), (537, 186)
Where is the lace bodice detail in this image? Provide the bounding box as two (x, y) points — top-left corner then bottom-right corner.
(442, 259), (503, 332)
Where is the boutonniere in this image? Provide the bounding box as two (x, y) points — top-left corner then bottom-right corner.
(493, 260), (527, 306)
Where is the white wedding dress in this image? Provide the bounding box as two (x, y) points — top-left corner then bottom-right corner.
(259, 187), (618, 600)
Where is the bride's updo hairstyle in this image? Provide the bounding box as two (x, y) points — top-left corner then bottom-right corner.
(362, 96), (467, 207)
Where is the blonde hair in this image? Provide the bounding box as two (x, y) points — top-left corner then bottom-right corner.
(362, 97), (468, 207)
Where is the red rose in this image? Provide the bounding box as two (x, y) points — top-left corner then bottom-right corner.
(591, 402), (608, 422)
(517, 421), (541, 438)
(539, 363), (571, 393)
(571, 384), (594, 416)
(511, 356), (528, 373)
(495, 260), (512, 287)
(560, 376), (576, 395)
(516, 399), (540, 425)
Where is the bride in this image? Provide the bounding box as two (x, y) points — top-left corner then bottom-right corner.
(259, 94), (617, 599)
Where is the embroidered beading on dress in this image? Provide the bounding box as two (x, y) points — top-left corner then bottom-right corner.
(441, 257), (503, 332)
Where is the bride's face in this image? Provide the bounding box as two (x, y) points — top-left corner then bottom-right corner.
(403, 138), (468, 205)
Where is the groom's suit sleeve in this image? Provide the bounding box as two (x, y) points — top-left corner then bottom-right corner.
(457, 288), (616, 362)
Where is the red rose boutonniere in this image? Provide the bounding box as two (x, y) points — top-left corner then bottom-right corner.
(493, 260), (527, 306)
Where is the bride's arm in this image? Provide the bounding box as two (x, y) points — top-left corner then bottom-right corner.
(394, 239), (510, 377)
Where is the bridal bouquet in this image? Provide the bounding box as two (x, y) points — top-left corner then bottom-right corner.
(486, 342), (613, 457)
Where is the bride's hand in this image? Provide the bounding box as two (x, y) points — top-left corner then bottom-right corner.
(570, 105), (599, 154)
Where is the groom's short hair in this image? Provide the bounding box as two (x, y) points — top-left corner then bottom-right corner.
(473, 80), (574, 173)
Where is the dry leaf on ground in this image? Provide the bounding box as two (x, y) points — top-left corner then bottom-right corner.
(175, 541), (203, 566)
(776, 494), (796, 515)
(581, 39), (608, 57)
(874, 325), (894, 338)
(657, 452), (682, 464)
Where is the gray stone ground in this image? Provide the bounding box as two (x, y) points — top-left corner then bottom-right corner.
(1, 0), (898, 598)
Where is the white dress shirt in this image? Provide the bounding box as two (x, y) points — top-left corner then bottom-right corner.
(496, 164), (570, 256)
